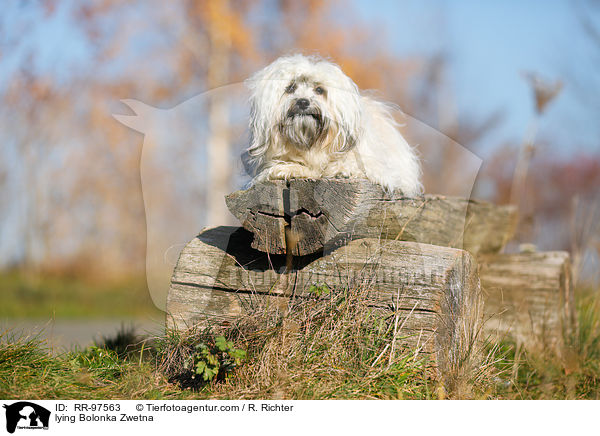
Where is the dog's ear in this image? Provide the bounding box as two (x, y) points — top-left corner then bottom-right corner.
(246, 98), (269, 170)
(325, 83), (363, 153)
(244, 67), (269, 171)
(244, 58), (293, 171)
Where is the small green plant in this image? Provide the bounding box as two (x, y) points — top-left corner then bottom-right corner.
(308, 283), (330, 297)
(184, 336), (246, 382)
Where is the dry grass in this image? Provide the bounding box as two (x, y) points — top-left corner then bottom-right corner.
(154, 283), (600, 400)
(488, 288), (600, 399)
(3, 280), (600, 400)
(157, 283), (500, 399)
(158, 287), (432, 399)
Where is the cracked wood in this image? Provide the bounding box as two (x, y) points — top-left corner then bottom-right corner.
(226, 179), (517, 256)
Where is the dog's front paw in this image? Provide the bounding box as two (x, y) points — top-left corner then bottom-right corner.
(333, 170), (352, 179)
(268, 164), (316, 180)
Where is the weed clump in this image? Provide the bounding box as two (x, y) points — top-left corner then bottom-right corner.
(156, 329), (247, 391)
(157, 286), (436, 399)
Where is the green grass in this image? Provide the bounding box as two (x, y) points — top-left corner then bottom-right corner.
(2, 275), (600, 399)
(0, 330), (191, 400)
(0, 286), (440, 400)
(0, 270), (161, 318)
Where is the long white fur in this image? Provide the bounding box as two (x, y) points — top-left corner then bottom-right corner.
(245, 54), (422, 196)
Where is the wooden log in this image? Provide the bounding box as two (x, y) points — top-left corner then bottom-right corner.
(478, 250), (576, 350)
(167, 226), (483, 374)
(225, 179), (517, 256)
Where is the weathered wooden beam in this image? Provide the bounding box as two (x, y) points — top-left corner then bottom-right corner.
(478, 250), (576, 350)
(166, 226), (483, 374)
(225, 179), (517, 256)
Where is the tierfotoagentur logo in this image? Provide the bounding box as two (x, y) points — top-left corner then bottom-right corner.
(2, 402), (50, 433)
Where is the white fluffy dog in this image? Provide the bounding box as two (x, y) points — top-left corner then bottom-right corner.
(245, 54), (422, 196)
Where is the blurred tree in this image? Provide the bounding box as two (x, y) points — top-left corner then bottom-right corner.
(0, 0), (502, 280)
(408, 54), (504, 194)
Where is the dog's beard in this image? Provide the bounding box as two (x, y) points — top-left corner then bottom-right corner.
(279, 108), (326, 150)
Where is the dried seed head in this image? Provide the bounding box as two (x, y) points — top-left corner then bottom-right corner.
(522, 72), (563, 115)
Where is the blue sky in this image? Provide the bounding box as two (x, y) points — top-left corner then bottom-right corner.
(1, 0), (599, 167)
(354, 0), (600, 156)
(0, 1), (92, 84)
(2, 1), (598, 156)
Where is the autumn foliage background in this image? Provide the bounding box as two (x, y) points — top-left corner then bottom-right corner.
(0, 0), (599, 309)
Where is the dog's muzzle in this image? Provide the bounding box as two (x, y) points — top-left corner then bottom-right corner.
(280, 98), (326, 149)
(287, 98), (322, 123)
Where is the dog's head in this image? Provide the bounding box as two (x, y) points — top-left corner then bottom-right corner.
(246, 54), (362, 167)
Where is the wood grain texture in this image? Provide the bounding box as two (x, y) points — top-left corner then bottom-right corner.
(225, 179), (517, 256)
(478, 250), (576, 350)
(166, 226), (483, 373)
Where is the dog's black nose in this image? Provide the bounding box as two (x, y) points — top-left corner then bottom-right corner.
(295, 98), (310, 110)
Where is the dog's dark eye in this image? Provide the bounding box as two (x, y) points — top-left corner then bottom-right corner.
(314, 86), (325, 95)
(285, 83), (297, 94)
